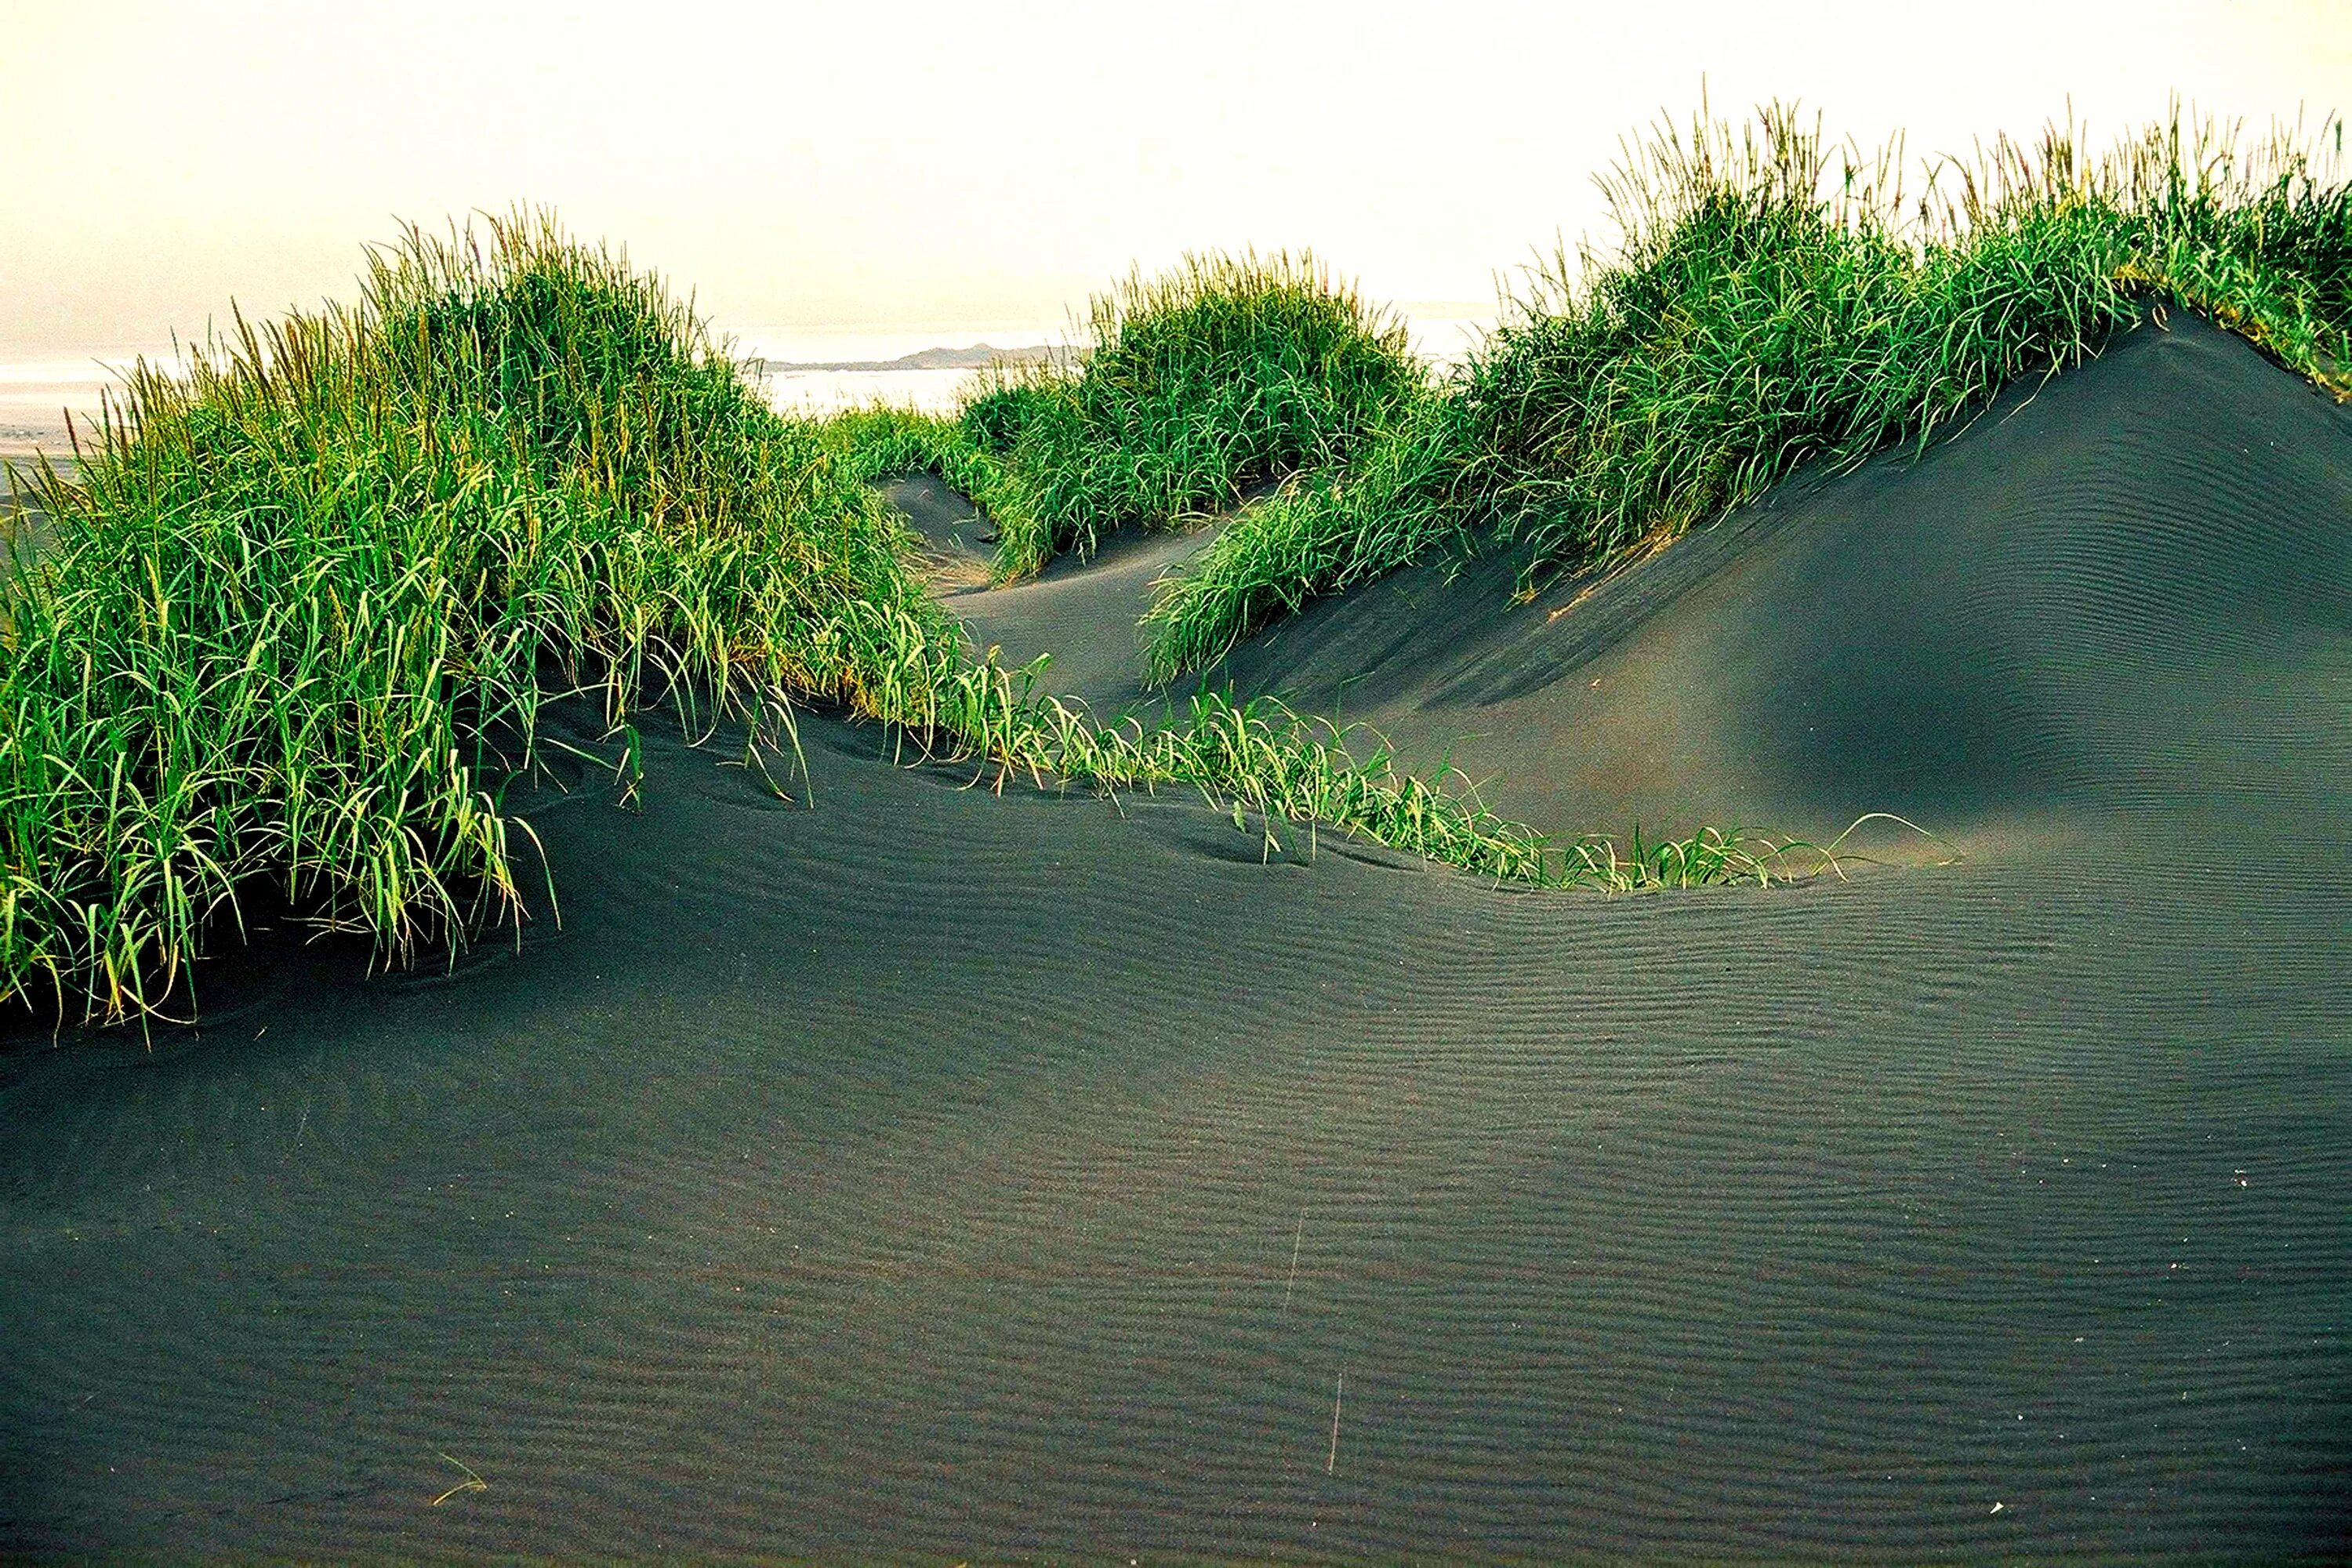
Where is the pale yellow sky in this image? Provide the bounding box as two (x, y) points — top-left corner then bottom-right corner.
(4, 0), (2348, 349)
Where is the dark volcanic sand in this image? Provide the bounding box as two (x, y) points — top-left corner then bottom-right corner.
(2, 317), (2349, 1558)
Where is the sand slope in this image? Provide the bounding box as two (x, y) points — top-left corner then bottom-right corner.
(2, 316), (2349, 1558)
(943, 317), (2352, 849)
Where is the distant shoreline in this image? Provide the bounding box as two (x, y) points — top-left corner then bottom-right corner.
(0, 343), (1063, 459)
(753, 343), (1055, 375)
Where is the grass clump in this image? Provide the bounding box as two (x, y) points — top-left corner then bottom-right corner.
(818, 401), (1008, 499)
(1463, 103), (2350, 573)
(1139, 103), (2352, 678)
(1, 212), (967, 1022)
(952, 252), (1427, 579)
(1138, 393), (1469, 684)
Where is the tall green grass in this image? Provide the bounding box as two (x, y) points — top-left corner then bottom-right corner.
(1140, 105), (2352, 680)
(818, 401), (1007, 498)
(1138, 391), (1468, 683)
(5, 216), (1774, 1028)
(0, 214), (964, 1022)
(943, 252), (1426, 579)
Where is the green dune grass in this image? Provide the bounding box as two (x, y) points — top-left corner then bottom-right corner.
(31, 97), (2325, 1024)
(0, 216), (954, 1022)
(1137, 105), (2352, 680)
(4, 216), (1774, 1026)
(834, 252), (1427, 581)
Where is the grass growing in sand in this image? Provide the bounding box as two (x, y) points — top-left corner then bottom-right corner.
(1, 216), (1776, 1027)
(838, 252), (1426, 582)
(0, 215), (951, 1022)
(929, 670), (1849, 892)
(1137, 104), (2352, 679)
(53, 99), (2309, 1022)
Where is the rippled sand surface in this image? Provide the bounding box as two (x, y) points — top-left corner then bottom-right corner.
(3, 316), (2347, 1558)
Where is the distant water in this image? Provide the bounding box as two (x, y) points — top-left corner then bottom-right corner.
(739, 327), (1062, 416)
(0, 315), (1498, 460)
(0, 349), (170, 463)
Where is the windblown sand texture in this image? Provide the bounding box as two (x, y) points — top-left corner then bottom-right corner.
(2, 316), (2347, 1556)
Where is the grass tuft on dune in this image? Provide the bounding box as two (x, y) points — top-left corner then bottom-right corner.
(839, 252), (1425, 581)
(1138, 104), (2352, 680)
(0, 213), (960, 1022)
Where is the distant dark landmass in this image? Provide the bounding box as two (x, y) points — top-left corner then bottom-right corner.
(755, 343), (1057, 374)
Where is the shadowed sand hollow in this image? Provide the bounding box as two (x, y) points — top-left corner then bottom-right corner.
(2, 315), (2348, 1558)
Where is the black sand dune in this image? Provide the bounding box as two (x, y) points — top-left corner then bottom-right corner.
(4, 316), (2350, 1558)
(935, 317), (2352, 852)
